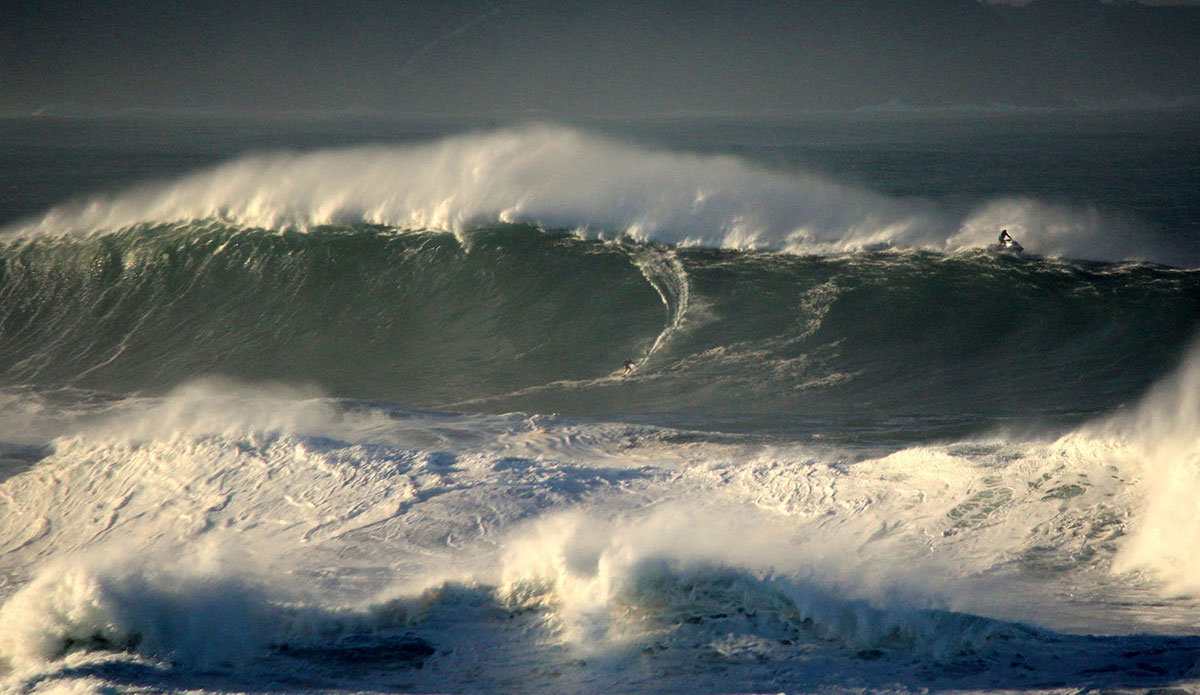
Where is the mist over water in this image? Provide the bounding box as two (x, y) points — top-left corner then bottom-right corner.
(7, 124), (1185, 265)
(1, 116), (1199, 694)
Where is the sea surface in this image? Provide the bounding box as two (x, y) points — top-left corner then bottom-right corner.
(1, 112), (1199, 694)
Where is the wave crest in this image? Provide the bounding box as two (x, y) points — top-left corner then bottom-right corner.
(7, 125), (1166, 262)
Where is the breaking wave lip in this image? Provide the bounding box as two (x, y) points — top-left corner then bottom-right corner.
(3, 124), (1173, 264)
(492, 510), (1036, 662)
(0, 555), (451, 671)
(1078, 336), (1200, 595)
(0, 551), (1028, 675)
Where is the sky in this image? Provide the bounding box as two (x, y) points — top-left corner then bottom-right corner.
(2, 0), (1199, 117)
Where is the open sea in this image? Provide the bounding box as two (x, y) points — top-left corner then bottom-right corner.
(1, 111), (1199, 694)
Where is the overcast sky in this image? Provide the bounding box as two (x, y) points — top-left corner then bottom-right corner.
(2, 0), (1198, 117)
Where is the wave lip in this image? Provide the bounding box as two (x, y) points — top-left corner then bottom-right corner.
(493, 508), (1033, 663)
(6, 125), (1171, 263)
(8, 125), (930, 251)
(0, 561), (291, 668)
(0, 557), (448, 671)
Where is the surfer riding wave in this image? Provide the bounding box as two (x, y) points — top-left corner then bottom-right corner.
(994, 229), (1024, 253)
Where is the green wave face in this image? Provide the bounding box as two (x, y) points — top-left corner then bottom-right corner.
(3, 222), (1198, 435)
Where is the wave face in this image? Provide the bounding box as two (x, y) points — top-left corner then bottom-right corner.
(2, 222), (1197, 434)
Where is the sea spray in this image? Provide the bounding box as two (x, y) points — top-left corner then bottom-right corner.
(0, 549), (443, 670)
(0, 556), (282, 668)
(1100, 338), (1200, 594)
(4, 126), (1166, 263)
(492, 506), (1031, 660)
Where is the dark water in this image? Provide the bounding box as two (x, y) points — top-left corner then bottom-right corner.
(2, 222), (1197, 439)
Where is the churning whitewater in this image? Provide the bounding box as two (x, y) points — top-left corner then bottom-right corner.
(1, 123), (1200, 694)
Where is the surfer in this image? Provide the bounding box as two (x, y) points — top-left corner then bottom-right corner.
(995, 229), (1024, 253)
(623, 358), (636, 375)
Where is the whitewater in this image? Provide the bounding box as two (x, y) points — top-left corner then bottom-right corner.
(1, 117), (1199, 694)
(9, 125), (1177, 262)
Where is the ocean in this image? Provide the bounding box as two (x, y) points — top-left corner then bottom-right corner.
(1, 112), (1199, 694)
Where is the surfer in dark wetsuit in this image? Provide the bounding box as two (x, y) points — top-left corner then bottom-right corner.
(999, 229), (1015, 247)
(623, 358), (636, 375)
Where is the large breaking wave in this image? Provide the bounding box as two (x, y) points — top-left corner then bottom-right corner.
(3, 124), (1200, 693)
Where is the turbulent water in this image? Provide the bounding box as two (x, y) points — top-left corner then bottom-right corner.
(1, 117), (1200, 694)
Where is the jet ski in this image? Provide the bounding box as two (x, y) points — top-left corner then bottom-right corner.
(988, 238), (1024, 254)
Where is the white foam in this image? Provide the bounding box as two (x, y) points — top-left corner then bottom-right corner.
(71, 378), (333, 443)
(0, 553), (286, 668)
(492, 504), (1026, 660)
(0, 544), (445, 672)
(1089, 339), (1200, 594)
(5, 125), (1164, 262)
(3, 367), (1198, 688)
(627, 244), (692, 363)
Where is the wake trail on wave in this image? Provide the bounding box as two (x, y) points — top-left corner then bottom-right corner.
(432, 241), (696, 410)
(438, 241), (692, 409)
(629, 244), (691, 365)
(3, 125), (1172, 264)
